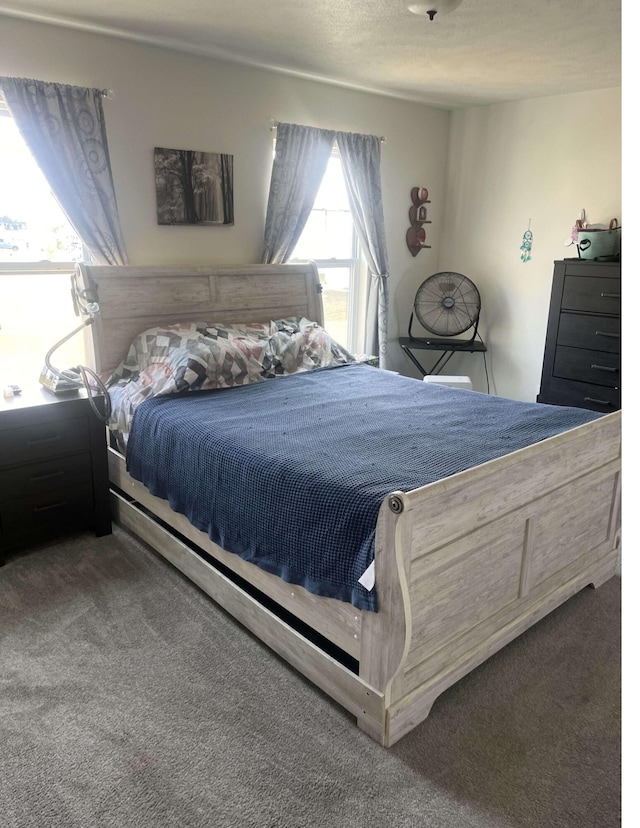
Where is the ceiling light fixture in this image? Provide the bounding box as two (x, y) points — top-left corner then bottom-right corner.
(408, 0), (463, 21)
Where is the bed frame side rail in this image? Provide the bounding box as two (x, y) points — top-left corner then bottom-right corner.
(110, 489), (386, 734)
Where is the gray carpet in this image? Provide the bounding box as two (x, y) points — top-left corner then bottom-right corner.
(0, 526), (621, 828)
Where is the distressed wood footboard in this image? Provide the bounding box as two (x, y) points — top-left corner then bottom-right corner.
(359, 411), (621, 747)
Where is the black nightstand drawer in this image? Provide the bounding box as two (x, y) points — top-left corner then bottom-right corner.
(557, 312), (621, 353)
(0, 416), (89, 468)
(540, 376), (620, 413)
(0, 453), (93, 500)
(0, 509), (96, 550)
(562, 276), (621, 315)
(554, 346), (621, 388)
(0, 484), (94, 532)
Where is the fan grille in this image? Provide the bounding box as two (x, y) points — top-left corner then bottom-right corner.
(414, 272), (481, 337)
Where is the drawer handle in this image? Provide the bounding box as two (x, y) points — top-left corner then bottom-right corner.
(27, 435), (61, 447)
(29, 470), (66, 484)
(584, 397), (613, 406)
(33, 500), (67, 513)
(600, 292), (620, 299)
(590, 364), (619, 373)
(595, 331), (620, 339)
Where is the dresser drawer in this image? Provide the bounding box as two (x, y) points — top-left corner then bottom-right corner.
(540, 376), (620, 412)
(562, 276), (621, 315)
(557, 312), (621, 353)
(0, 484), (94, 534)
(554, 345), (620, 387)
(0, 453), (93, 501)
(0, 416), (89, 468)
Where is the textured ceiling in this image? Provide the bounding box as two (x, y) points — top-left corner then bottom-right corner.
(0, 0), (622, 108)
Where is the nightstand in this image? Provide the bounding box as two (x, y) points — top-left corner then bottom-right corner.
(0, 386), (111, 563)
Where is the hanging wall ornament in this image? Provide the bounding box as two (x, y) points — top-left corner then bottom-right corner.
(520, 220), (533, 263)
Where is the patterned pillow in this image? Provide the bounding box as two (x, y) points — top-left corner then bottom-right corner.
(204, 321), (272, 341)
(106, 318), (356, 449)
(106, 323), (206, 386)
(270, 317), (354, 375)
(106, 322), (276, 449)
(200, 323), (277, 388)
(106, 322), (276, 391)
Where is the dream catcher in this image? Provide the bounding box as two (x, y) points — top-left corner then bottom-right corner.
(520, 219), (533, 263)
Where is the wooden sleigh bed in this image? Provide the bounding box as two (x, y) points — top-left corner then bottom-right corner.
(77, 261), (621, 748)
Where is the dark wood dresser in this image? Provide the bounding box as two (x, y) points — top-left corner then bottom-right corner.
(0, 387), (111, 563)
(537, 259), (621, 412)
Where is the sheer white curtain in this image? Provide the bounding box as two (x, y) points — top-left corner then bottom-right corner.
(0, 77), (127, 266)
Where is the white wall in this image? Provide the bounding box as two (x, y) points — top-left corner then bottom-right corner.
(436, 89), (621, 400)
(0, 16), (450, 372)
(0, 18), (622, 397)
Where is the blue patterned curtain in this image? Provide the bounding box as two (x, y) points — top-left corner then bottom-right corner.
(0, 77), (127, 266)
(336, 131), (389, 368)
(262, 122), (335, 264)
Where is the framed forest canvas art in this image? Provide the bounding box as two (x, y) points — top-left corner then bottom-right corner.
(154, 147), (234, 226)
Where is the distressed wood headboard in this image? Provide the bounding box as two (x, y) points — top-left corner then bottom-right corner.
(75, 262), (323, 377)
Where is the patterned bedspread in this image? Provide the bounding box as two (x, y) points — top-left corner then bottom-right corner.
(125, 364), (602, 612)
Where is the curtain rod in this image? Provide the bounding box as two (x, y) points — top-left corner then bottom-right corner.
(269, 119), (386, 143)
(1, 86), (113, 103)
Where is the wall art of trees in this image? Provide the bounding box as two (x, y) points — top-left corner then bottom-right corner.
(154, 147), (234, 226)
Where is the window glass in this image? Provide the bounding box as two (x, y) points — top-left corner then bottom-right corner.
(0, 271), (86, 382)
(317, 266), (350, 348)
(0, 108), (88, 385)
(0, 113), (85, 263)
(291, 154), (361, 352)
(293, 209), (354, 261)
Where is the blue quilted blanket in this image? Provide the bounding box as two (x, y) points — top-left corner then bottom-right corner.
(126, 364), (602, 612)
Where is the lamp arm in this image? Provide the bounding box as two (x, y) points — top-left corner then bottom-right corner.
(44, 317), (95, 377)
(42, 315), (112, 422)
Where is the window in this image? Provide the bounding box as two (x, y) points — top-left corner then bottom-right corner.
(290, 151), (366, 354)
(0, 98), (89, 383)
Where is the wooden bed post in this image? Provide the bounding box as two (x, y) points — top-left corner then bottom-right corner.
(358, 492), (413, 746)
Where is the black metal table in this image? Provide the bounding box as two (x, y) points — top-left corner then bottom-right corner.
(398, 336), (487, 377)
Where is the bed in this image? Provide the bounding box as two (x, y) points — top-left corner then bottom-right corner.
(77, 261), (622, 747)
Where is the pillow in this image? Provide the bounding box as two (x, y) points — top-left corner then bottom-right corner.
(202, 322), (277, 386)
(106, 322), (277, 448)
(106, 318), (356, 449)
(106, 322), (276, 392)
(204, 321), (272, 341)
(106, 323), (206, 386)
(270, 317), (355, 375)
